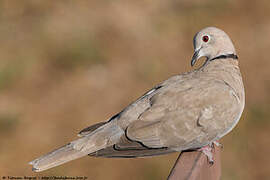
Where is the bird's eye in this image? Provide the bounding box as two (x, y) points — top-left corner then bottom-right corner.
(202, 35), (209, 43)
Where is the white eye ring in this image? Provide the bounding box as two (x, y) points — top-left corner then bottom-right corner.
(202, 35), (210, 43)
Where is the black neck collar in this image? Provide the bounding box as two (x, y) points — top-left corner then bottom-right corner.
(210, 54), (238, 61)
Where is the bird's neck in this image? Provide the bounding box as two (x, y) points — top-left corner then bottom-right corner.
(200, 58), (245, 103)
(202, 58), (239, 71)
(200, 59), (241, 82)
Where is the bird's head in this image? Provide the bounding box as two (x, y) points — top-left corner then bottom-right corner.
(191, 27), (237, 66)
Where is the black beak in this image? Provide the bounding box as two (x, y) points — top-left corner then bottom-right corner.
(191, 49), (200, 66)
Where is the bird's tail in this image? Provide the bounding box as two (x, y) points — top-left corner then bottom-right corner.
(29, 142), (89, 172)
(29, 122), (123, 172)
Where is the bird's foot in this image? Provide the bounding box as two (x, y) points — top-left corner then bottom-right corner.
(198, 145), (214, 164)
(198, 141), (222, 164)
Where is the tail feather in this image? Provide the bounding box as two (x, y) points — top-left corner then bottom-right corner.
(29, 122), (124, 172)
(29, 142), (90, 172)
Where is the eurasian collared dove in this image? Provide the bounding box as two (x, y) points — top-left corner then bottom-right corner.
(29, 27), (245, 172)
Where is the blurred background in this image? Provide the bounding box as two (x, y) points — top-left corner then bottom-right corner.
(0, 0), (269, 179)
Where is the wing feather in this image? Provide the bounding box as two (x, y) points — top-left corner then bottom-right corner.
(126, 77), (241, 151)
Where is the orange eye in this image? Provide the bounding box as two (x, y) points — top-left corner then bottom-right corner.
(202, 35), (209, 42)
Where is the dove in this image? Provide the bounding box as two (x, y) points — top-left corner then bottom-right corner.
(29, 27), (245, 172)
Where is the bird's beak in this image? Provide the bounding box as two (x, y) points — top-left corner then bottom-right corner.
(191, 48), (202, 66)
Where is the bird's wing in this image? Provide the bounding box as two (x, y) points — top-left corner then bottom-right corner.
(78, 122), (107, 137)
(88, 131), (175, 158)
(126, 75), (242, 151)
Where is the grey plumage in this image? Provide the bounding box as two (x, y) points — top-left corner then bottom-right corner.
(29, 27), (245, 172)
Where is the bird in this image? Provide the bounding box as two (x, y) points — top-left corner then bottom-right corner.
(29, 27), (245, 172)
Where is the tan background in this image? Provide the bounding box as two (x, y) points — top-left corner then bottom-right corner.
(0, 0), (269, 179)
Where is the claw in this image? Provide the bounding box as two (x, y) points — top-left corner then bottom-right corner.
(198, 145), (214, 164)
(197, 141), (222, 164)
